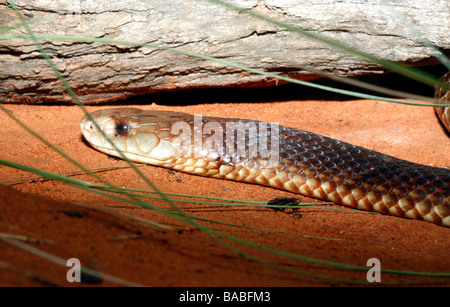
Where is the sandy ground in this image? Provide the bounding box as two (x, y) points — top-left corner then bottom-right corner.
(0, 99), (449, 287)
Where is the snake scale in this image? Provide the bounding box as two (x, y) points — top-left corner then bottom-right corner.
(81, 73), (450, 227)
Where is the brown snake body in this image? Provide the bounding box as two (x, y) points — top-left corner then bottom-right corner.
(81, 74), (450, 227)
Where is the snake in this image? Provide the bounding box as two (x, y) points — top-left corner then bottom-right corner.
(80, 73), (450, 227)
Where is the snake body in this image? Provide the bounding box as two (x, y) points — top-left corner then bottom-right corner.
(435, 71), (450, 132)
(81, 99), (450, 227)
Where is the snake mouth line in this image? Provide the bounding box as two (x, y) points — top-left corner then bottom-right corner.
(88, 143), (168, 166)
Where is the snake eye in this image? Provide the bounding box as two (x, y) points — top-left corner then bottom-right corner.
(115, 121), (130, 136)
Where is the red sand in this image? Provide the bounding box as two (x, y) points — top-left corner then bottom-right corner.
(0, 101), (449, 286)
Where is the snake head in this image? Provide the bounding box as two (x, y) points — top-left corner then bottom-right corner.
(80, 108), (180, 164)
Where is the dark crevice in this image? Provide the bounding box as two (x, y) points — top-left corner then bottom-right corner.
(109, 64), (449, 107)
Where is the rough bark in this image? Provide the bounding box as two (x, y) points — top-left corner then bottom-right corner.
(0, 0), (448, 104)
